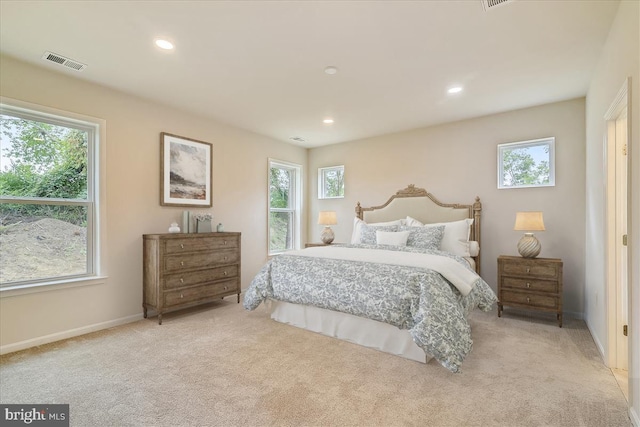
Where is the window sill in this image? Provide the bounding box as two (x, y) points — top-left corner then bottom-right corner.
(0, 276), (108, 299)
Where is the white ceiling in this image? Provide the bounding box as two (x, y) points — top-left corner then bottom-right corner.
(0, 1), (620, 147)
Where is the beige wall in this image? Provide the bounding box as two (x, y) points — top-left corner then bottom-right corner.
(584, 0), (639, 423)
(309, 98), (586, 316)
(0, 55), (307, 349)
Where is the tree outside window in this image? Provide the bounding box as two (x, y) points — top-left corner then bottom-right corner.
(498, 138), (555, 189)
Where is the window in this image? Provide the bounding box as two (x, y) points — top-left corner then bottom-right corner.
(0, 102), (102, 289)
(497, 137), (555, 189)
(318, 165), (345, 199)
(268, 159), (301, 255)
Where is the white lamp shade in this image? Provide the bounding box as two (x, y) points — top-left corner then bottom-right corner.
(514, 211), (545, 231)
(317, 211), (337, 225)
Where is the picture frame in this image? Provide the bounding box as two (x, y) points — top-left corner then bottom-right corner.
(318, 165), (345, 199)
(497, 137), (555, 189)
(160, 132), (213, 207)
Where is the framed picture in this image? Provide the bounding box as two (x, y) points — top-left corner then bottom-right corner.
(160, 132), (213, 207)
(318, 165), (345, 199)
(497, 137), (555, 189)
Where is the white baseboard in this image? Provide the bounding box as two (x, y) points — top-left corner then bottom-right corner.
(584, 317), (606, 363)
(0, 313), (143, 355)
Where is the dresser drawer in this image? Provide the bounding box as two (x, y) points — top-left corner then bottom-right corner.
(164, 235), (239, 255)
(501, 277), (558, 294)
(501, 260), (559, 279)
(164, 279), (239, 307)
(164, 249), (239, 272)
(501, 290), (558, 309)
(163, 265), (239, 289)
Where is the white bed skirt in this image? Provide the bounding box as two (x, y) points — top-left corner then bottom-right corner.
(267, 300), (429, 364)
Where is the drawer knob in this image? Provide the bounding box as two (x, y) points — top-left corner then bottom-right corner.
(526, 267), (530, 273)
(526, 282), (531, 288)
(180, 244), (184, 249)
(224, 271), (228, 276)
(224, 286), (228, 290)
(181, 261), (184, 266)
(180, 293), (184, 298)
(526, 297), (530, 303)
(224, 240), (227, 245)
(180, 278), (184, 283)
(224, 256), (228, 261)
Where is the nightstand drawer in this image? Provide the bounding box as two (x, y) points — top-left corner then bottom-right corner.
(501, 260), (559, 279)
(501, 290), (558, 309)
(501, 277), (558, 293)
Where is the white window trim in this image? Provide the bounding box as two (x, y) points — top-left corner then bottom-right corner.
(0, 97), (107, 294)
(268, 158), (301, 256)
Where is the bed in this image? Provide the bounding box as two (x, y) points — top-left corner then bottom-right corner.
(244, 185), (497, 372)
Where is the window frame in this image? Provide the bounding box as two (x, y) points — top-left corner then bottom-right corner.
(497, 137), (556, 189)
(268, 159), (301, 256)
(318, 165), (345, 199)
(0, 98), (106, 294)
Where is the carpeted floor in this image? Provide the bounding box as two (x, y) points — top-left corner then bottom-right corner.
(0, 301), (631, 427)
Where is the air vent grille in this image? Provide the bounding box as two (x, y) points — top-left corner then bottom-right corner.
(289, 136), (306, 143)
(41, 51), (87, 72)
(481, 0), (512, 11)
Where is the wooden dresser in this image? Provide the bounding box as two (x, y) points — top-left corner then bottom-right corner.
(143, 232), (241, 324)
(497, 255), (563, 327)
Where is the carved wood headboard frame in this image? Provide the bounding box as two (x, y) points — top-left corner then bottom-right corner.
(355, 184), (482, 274)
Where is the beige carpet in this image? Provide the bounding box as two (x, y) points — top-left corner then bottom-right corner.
(0, 301), (631, 427)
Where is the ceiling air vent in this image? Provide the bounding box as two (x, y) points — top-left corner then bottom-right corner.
(41, 51), (87, 72)
(481, 0), (512, 11)
(289, 136), (306, 143)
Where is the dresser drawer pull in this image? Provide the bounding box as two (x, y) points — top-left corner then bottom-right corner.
(180, 293), (184, 298)
(527, 297), (530, 303)
(180, 244), (184, 249)
(527, 282), (531, 288)
(224, 240), (227, 245)
(224, 271), (228, 276)
(526, 267), (530, 273)
(223, 286), (228, 290)
(224, 256), (228, 261)
(181, 261), (185, 266)
(180, 278), (184, 283)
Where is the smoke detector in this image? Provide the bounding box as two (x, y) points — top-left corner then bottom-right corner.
(41, 51), (87, 72)
(481, 0), (512, 11)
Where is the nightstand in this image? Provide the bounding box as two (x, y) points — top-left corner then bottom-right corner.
(304, 242), (340, 248)
(497, 255), (563, 327)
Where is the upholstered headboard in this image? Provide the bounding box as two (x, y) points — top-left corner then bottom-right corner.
(355, 184), (482, 274)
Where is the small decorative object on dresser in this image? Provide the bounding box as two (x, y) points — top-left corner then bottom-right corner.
(143, 232), (241, 324)
(497, 255), (563, 327)
(193, 213), (213, 233)
(318, 211), (337, 244)
(168, 222), (180, 233)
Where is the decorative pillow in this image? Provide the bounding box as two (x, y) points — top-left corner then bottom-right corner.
(359, 225), (399, 245)
(376, 230), (411, 246)
(351, 217), (404, 244)
(400, 225), (445, 250)
(424, 218), (474, 256)
(405, 216), (424, 227)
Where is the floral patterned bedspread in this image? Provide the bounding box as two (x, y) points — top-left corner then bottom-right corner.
(243, 244), (497, 372)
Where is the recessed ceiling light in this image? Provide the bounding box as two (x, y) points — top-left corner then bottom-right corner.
(323, 118), (334, 124)
(447, 86), (463, 94)
(324, 66), (338, 75)
(155, 39), (174, 50)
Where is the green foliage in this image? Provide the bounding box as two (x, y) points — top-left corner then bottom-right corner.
(502, 148), (550, 187)
(324, 168), (344, 197)
(269, 166), (293, 251)
(0, 115), (88, 225)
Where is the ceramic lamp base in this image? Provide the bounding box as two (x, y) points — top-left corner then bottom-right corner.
(321, 226), (335, 244)
(518, 233), (541, 258)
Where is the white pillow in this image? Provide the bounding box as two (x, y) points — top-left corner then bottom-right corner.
(457, 240), (480, 257)
(376, 230), (410, 246)
(351, 217), (405, 244)
(405, 216), (475, 256)
(426, 218), (474, 256)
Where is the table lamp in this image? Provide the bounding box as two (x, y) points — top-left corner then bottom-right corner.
(514, 211), (545, 258)
(318, 211), (337, 244)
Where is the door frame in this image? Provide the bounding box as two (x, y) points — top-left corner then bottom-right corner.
(604, 78), (631, 370)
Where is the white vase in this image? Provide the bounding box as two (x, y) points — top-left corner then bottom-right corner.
(168, 222), (181, 233)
